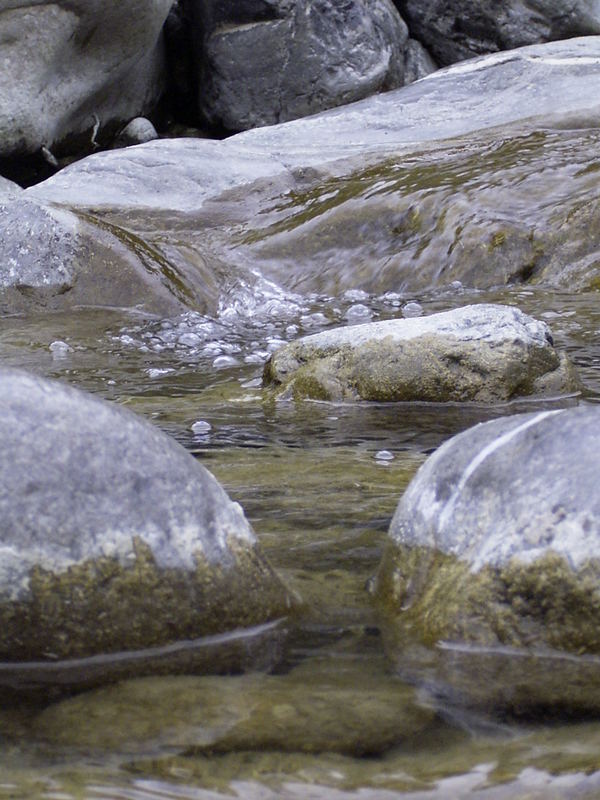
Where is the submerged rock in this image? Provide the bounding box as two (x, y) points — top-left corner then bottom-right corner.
(375, 405), (600, 715)
(0, 369), (293, 694)
(33, 656), (433, 756)
(263, 304), (578, 403)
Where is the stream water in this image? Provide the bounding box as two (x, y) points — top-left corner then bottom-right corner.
(1, 279), (600, 798)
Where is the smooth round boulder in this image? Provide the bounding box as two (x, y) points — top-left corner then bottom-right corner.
(0, 369), (294, 694)
(263, 304), (579, 403)
(374, 405), (600, 716)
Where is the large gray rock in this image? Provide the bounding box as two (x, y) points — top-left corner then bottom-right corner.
(0, 0), (172, 159)
(375, 405), (600, 715)
(20, 38), (600, 312)
(0, 369), (293, 694)
(395, 0), (600, 66)
(263, 304), (579, 402)
(195, 0), (408, 131)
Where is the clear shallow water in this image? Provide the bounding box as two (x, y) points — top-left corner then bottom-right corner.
(0, 282), (600, 798)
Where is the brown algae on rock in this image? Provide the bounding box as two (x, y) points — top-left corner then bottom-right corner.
(0, 537), (293, 660)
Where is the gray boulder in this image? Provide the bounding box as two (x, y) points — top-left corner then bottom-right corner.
(263, 304), (579, 402)
(395, 0), (600, 66)
(375, 405), (600, 715)
(0, 0), (172, 159)
(0, 369), (293, 693)
(195, 0), (409, 130)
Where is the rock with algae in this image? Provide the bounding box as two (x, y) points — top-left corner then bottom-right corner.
(374, 405), (600, 716)
(0, 368), (294, 696)
(263, 304), (578, 403)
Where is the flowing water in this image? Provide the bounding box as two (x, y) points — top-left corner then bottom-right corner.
(1, 273), (600, 797)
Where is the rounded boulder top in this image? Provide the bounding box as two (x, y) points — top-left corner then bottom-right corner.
(0, 368), (293, 687)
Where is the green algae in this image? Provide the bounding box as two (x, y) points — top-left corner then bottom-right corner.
(0, 536), (293, 668)
(375, 544), (600, 655)
(374, 544), (600, 716)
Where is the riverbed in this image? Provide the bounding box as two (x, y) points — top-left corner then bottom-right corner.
(0, 281), (599, 798)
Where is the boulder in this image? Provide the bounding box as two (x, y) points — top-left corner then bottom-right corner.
(403, 38), (438, 83)
(394, 0), (600, 66)
(374, 405), (600, 715)
(263, 304), (579, 402)
(0, 0), (172, 160)
(22, 38), (600, 306)
(194, 0), (409, 131)
(0, 176), (22, 200)
(0, 369), (294, 695)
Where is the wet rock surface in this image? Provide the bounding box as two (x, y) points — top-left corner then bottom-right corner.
(14, 38), (600, 315)
(375, 405), (600, 714)
(263, 304), (578, 402)
(0, 368), (292, 686)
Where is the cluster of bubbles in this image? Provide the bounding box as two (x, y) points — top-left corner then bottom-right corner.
(114, 274), (427, 374)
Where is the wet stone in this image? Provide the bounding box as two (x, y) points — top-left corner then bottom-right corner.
(263, 304), (579, 403)
(0, 368), (294, 696)
(374, 405), (600, 716)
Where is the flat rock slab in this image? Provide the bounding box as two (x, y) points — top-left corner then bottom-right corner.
(375, 405), (600, 716)
(263, 304), (579, 402)
(0, 369), (293, 693)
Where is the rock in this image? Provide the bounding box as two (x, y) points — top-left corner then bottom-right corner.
(403, 38), (438, 84)
(0, 368), (294, 695)
(395, 0), (600, 66)
(33, 657), (433, 756)
(0, 0), (172, 160)
(374, 405), (600, 716)
(263, 304), (579, 403)
(0, 193), (225, 316)
(21, 38), (600, 305)
(195, 0), (409, 130)
(114, 117), (159, 148)
(0, 176), (22, 200)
